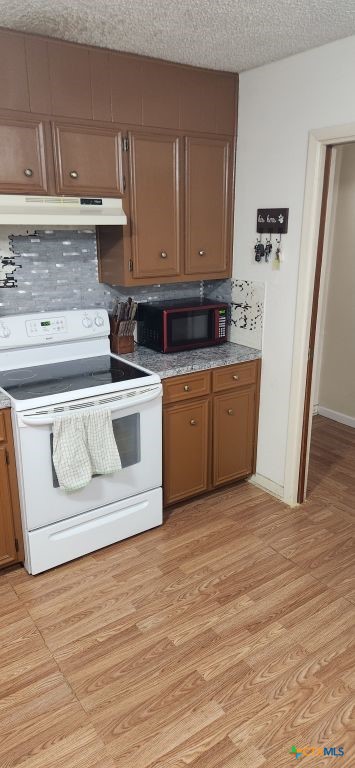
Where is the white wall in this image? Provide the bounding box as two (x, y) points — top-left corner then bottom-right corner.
(317, 144), (355, 420)
(231, 34), (355, 493)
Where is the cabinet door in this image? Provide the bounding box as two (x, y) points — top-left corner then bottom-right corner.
(129, 131), (181, 278)
(185, 136), (232, 276)
(52, 123), (124, 197)
(0, 117), (48, 194)
(213, 387), (255, 487)
(0, 446), (17, 568)
(163, 399), (209, 505)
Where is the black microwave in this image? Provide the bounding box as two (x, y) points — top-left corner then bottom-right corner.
(137, 299), (228, 353)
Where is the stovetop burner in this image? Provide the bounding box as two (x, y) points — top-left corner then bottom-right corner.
(0, 355), (149, 400)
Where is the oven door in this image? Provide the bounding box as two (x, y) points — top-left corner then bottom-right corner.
(15, 384), (162, 530)
(165, 308), (214, 351)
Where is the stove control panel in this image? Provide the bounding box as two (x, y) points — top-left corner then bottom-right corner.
(26, 316), (67, 337)
(0, 309), (110, 350)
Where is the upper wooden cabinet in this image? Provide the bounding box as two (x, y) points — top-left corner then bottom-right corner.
(0, 116), (49, 194)
(0, 30), (30, 112)
(185, 136), (232, 276)
(129, 131), (181, 278)
(52, 122), (124, 197)
(48, 41), (92, 120)
(0, 28), (237, 136)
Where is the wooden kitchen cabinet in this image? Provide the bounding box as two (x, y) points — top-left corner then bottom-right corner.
(163, 360), (261, 506)
(0, 116), (49, 194)
(0, 410), (24, 568)
(213, 388), (256, 487)
(98, 131), (234, 285)
(52, 122), (125, 197)
(163, 399), (209, 505)
(128, 131), (181, 279)
(184, 136), (232, 277)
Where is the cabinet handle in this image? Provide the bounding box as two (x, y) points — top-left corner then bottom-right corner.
(190, 419), (197, 426)
(232, 374), (239, 380)
(69, 170), (79, 179)
(184, 385), (190, 391)
(160, 251), (168, 259)
(227, 409), (234, 415)
(198, 249), (206, 256)
(24, 168), (33, 177)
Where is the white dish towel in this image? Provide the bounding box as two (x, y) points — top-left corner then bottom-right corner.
(53, 408), (122, 492)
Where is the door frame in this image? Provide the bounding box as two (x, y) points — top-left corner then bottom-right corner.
(283, 122), (355, 506)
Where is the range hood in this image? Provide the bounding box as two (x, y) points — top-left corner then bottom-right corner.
(0, 195), (127, 226)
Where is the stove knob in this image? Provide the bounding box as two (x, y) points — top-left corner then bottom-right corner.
(0, 324), (10, 338)
(94, 315), (104, 327)
(82, 316), (93, 328)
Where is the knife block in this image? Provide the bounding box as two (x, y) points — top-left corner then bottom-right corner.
(110, 333), (134, 355)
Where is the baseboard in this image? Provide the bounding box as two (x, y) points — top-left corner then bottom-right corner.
(313, 404), (319, 416)
(249, 473), (284, 500)
(318, 406), (355, 429)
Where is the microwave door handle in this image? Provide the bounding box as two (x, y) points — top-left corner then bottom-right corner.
(18, 385), (162, 427)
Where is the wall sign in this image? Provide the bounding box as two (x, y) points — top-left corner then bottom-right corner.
(257, 208), (289, 234)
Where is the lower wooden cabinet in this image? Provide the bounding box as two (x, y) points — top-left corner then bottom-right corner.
(163, 360), (260, 506)
(0, 410), (24, 568)
(213, 388), (256, 487)
(163, 399), (209, 504)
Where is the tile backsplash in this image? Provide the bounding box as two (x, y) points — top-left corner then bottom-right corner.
(0, 227), (231, 316)
(230, 279), (265, 350)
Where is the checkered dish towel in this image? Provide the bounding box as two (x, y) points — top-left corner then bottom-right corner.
(53, 408), (122, 492)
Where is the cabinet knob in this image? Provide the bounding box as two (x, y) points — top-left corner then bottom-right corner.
(69, 170), (79, 179)
(24, 168), (33, 177)
(184, 385), (190, 392)
(160, 251), (168, 259)
(190, 419), (197, 426)
(232, 374), (239, 380)
(227, 409), (234, 415)
(198, 249), (206, 256)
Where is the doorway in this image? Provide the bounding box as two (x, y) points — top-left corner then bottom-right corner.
(297, 141), (355, 504)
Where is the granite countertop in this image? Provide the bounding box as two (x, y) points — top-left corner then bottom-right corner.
(124, 341), (261, 379)
(0, 393), (11, 409)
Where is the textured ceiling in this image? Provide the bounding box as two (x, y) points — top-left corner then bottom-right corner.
(0, 0), (354, 71)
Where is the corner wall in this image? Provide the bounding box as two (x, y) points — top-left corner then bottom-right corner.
(231, 34), (355, 493)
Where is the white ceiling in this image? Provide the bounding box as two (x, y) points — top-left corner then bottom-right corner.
(0, 0), (355, 72)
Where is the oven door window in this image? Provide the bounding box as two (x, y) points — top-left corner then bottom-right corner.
(50, 412), (141, 488)
(168, 310), (213, 346)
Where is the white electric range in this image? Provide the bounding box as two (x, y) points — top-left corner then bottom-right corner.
(0, 309), (162, 574)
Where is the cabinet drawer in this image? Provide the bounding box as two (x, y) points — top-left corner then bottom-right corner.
(212, 361), (258, 393)
(0, 411), (7, 443)
(163, 370), (210, 404)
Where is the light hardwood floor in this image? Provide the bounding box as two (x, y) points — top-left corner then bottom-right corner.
(1, 415), (354, 767)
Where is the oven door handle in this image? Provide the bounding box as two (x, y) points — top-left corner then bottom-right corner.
(18, 385), (162, 427)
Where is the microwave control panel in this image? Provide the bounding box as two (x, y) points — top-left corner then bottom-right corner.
(217, 309), (227, 339)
